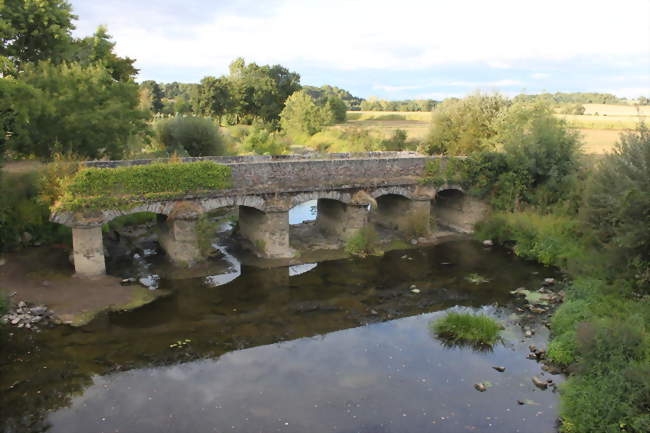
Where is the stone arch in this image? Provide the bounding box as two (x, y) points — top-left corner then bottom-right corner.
(433, 187), (487, 233)
(370, 186), (414, 200)
(289, 190), (350, 208)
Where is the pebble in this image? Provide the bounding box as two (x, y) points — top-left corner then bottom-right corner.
(532, 376), (548, 390)
(492, 366), (506, 372)
(474, 383), (487, 392)
(411, 289), (421, 294)
(482, 239), (494, 247)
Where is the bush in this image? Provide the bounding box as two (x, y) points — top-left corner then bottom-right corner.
(431, 312), (502, 347)
(0, 171), (70, 251)
(345, 226), (379, 257)
(381, 129), (408, 151)
(241, 121), (288, 155)
(58, 161), (232, 211)
(154, 116), (225, 156)
(583, 124), (650, 289)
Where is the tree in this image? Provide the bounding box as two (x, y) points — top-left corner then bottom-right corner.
(280, 90), (327, 141)
(70, 26), (137, 82)
(0, 0), (76, 73)
(323, 95), (347, 123)
(140, 80), (164, 112)
(192, 76), (231, 122)
(224, 58), (301, 125)
(5, 61), (148, 159)
(425, 93), (510, 155)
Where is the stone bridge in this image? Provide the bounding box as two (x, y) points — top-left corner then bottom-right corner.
(52, 152), (482, 277)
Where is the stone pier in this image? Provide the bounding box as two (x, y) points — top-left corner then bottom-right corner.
(159, 217), (203, 267)
(238, 206), (294, 258)
(374, 195), (432, 236)
(72, 226), (106, 277)
(316, 199), (369, 240)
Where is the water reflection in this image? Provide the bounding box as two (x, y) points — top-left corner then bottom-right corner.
(0, 241), (562, 433)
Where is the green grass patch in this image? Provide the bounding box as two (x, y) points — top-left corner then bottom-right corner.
(431, 312), (502, 347)
(345, 226), (379, 257)
(57, 161), (232, 212)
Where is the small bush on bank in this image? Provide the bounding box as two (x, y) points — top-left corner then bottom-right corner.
(154, 116), (226, 156)
(431, 312), (502, 347)
(345, 226), (379, 257)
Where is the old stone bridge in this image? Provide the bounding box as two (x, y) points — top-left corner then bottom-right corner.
(52, 152), (483, 277)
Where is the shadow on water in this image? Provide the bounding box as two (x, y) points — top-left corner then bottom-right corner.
(0, 240), (563, 433)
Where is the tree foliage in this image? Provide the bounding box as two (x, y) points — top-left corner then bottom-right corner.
(583, 124), (650, 286)
(140, 80), (164, 112)
(0, 0), (76, 73)
(192, 58), (301, 126)
(5, 61), (147, 159)
(280, 90), (334, 141)
(425, 93), (510, 155)
(69, 25), (137, 81)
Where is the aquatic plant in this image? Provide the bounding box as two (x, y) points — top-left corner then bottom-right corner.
(465, 273), (489, 284)
(431, 312), (502, 347)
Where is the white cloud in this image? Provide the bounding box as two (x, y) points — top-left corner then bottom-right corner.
(448, 79), (523, 87)
(70, 0), (650, 79)
(372, 84), (427, 92)
(531, 73), (550, 79)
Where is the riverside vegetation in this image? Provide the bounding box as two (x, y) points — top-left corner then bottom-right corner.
(420, 94), (649, 432)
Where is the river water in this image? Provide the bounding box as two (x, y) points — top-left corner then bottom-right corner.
(0, 205), (562, 433)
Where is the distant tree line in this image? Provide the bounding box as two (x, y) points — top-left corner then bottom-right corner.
(360, 97), (437, 112)
(512, 92), (627, 105)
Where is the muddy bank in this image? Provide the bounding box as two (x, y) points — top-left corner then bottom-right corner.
(0, 247), (165, 326)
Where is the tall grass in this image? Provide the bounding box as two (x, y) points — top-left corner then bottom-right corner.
(431, 312), (502, 347)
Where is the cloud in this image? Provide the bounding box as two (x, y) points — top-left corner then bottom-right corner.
(70, 0), (650, 76)
(531, 73), (550, 79)
(448, 79), (523, 87)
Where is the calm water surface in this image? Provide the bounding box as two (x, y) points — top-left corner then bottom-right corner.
(1, 239), (562, 433)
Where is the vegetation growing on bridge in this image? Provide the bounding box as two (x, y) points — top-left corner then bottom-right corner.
(57, 161), (232, 211)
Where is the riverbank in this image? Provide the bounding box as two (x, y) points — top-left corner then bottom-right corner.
(476, 211), (650, 432)
(0, 247), (165, 326)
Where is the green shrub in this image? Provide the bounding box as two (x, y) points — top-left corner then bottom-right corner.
(345, 226), (379, 257)
(154, 116), (225, 156)
(547, 331), (578, 366)
(381, 129), (408, 151)
(431, 312), (502, 347)
(242, 122), (288, 155)
(583, 124), (650, 289)
(58, 161), (232, 211)
(0, 171), (71, 251)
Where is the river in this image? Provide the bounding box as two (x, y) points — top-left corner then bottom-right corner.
(0, 202), (562, 433)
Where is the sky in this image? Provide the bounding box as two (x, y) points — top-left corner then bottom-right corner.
(69, 0), (650, 100)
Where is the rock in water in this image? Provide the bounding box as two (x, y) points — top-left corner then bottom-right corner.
(482, 239), (494, 247)
(474, 383), (487, 392)
(492, 366), (506, 372)
(411, 289), (421, 294)
(532, 376), (548, 389)
(543, 278), (556, 286)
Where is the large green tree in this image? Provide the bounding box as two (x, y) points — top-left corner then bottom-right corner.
(0, 0), (76, 74)
(192, 76), (231, 122)
(70, 25), (137, 82)
(195, 58), (301, 126)
(5, 61), (147, 159)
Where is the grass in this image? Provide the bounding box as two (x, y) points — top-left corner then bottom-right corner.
(431, 312), (502, 347)
(477, 212), (650, 432)
(57, 161), (232, 212)
(345, 226), (379, 257)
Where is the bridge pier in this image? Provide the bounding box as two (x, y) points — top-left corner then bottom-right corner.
(238, 206), (295, 258)
(316, 199), (369, 240)
(72, 226), (106, 277)
(374, 195), (431, 237)
(159, 217), (203, 267)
